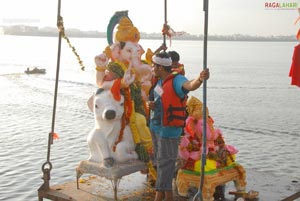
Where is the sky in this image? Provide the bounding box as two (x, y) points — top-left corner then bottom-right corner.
(0, 0), (300, 36)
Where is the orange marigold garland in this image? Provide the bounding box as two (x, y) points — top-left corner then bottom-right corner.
(113, 113), (127, 152)
(112, 87), (132, 152)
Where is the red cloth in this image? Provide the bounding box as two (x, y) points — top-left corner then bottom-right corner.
(289, 44), (300, 87)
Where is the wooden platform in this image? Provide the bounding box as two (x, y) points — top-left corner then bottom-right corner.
(38, 174), (155, 201)
(38, 159), (151, 201)
(38, 166), (300, 201)
(38, 173), (194, 201)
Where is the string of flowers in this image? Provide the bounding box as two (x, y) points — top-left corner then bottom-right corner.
(57, 16), (85, 71)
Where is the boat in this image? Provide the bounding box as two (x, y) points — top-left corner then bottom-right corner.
(24, 67), (46, 74)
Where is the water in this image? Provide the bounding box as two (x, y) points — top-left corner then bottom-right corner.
(0, 35), (299, 200)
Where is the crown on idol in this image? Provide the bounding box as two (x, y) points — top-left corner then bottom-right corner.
(115, 17), (140, 43)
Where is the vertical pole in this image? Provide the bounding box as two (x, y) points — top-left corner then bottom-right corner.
(163, 0), (167, 46)
(48, 0), (62, 164)
(193, 0), (209, 200)
(51, 0), (62, 136)
(39, 0), (62, 194)
(201, 0), (209, 194)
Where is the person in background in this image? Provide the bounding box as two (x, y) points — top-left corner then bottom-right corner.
(168, 50), (185, 75)
(148, 51), (209, 201)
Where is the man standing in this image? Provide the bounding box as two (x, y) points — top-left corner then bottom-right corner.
(148, 51), (209, 201)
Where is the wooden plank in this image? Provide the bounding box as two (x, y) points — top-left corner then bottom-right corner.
(38, 172), (156, 201)
(280, 191), (300, 201)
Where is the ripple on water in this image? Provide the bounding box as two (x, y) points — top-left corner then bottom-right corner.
(1, 67), (300, 200)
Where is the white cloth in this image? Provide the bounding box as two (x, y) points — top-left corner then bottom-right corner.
(152, 55), (172, 66)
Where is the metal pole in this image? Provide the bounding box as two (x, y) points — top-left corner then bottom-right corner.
(163, 0), (167, 46)
(39, 0), (62, 193)
(48, 0), (62, 166)
(193, 0), (209, 200)
(51, 0), (62, 139)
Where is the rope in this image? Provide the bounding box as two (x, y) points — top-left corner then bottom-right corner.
(57, 16), (85, 71)
(161, 0), (185, 47)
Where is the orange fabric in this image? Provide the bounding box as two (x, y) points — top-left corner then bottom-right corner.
(111, 82), (131, 151)
(123, 88), (133, 121)
(289, 44), (300, 87)
(110, 78), (122, 101)
(52, 132), (59, 140)
(297, 29), (300, 40)
(185, 120), (196, 138)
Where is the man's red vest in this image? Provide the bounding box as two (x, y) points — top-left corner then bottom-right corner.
(161, 74), (187, 127)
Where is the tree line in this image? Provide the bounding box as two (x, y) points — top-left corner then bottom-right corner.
(0, 25), (296, 42)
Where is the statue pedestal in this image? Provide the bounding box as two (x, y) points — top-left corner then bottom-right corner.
(76, 160), (147, 200)
(176, 164), (247, 201)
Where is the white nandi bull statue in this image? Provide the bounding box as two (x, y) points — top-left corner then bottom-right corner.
(87, 88), (138, 168)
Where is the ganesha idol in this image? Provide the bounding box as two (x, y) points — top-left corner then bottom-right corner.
(178, 96), (238, 172)
(86, 15), (156, 178)
(90, 15), (153, 148)
(94, 16), (152, 100)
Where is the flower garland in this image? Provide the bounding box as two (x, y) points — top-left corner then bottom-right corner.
(127, 89), (156, 180)
(108, 59), (156, 179)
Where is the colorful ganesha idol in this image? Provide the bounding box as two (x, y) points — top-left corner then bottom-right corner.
(178, 96), (238, 172)
(88, 13), (156, 179)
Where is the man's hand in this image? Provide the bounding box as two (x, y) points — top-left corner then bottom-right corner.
(199, 68), (210, 82)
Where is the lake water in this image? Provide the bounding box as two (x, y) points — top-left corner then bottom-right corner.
(0, 35), (299, 200)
